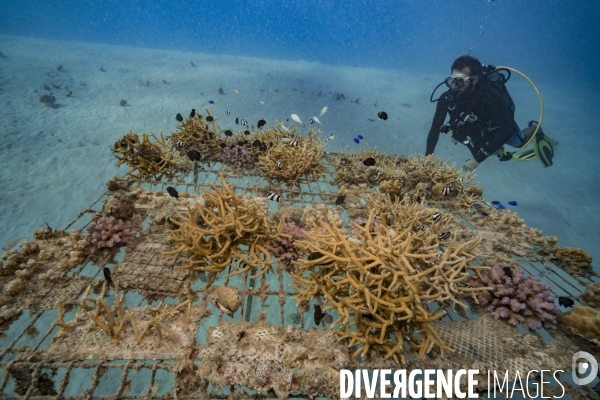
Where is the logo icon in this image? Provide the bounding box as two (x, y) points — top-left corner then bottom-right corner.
(572, 351), (598, 386)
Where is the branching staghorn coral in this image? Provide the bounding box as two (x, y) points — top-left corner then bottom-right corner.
(111, 130), (184, 179)
(165, 174), (284, 285)
(333, 146), (401, 187)
(170, 109), (222, 158)
(257, 128), (327, 185)
(290, 198), (487, 362)
(76, 282), (189, 343)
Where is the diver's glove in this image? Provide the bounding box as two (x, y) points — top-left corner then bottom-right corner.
(462, 158), (479, 171)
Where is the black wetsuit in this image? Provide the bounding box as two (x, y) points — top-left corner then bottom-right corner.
(425, 83), (515, 163)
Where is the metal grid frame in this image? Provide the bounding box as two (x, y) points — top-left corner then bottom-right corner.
(1, 159), (598, 399)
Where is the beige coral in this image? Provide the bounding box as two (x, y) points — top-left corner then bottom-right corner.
(379, 179), (403, 202)
(561, 306), (600, 344)
(581, 282), (600, 309)
(216, 286), (241, 315)
(555, 247), (592, 270)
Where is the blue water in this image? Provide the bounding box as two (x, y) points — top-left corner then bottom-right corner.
(1, 0), (598, 84)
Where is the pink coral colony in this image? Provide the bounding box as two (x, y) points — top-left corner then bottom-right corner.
(87, 216), (137, 249)
(470, 264), (559, 330)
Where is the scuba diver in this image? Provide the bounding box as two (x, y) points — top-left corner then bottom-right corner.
(426, 55), (554, 171)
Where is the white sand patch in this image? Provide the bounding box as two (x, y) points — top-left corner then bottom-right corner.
(0, 35), (598, 273)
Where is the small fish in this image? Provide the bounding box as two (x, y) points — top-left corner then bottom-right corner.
(165, 135), (171, 141)
(480, 212), (489, 217)
(491, 201), (500, 205)
(353, 138), (360, 144)
(226, 108), (231, 115)
(237, 331), (246, 341)
(497, 203), (506, 210)
(103, 267), (114, 287)
(320, 106), (328, 116)
(558, 297), (574, 308)
(235, 117), (239, 124)
(378, 111), (389, 120)
(368, 118), (375, 122)
(438, 232), (451, 240)
(208, 100), (214, 104)
(310, 117), (321, 124)
(240, 118), (248, 126)
(363, 157), (376, 166)
(175, 113), (183, 122)
(456, 176), (464, 182)
(290, 114), (303, 125)
(358, 135), (364, 140)
(166, 186), (179, 199)
(187, 150), (201, 161)
(2, 237), (23, 251)
(508, 201), (518, 206)
(176, 140), (185, 148)
(233, 88), (240, 93)
(224, 130), (233, 137)
(206, 116), (214, 122)
(308, 251), (324, 261)
(244, 130), (250, 135)
(441, 187), (454, 196)
(289, 140), (298, 147)
(473, 203), (480, 208)
(324, 134), (335, 142)
(335, 195), (346, 205)
(464, 181), (470, 185)
(252, 139), (263, 147)
(426, 187), (432, 192)
(257, 119), (267, 128)
(314, 304), (326, 326)
(267, 192), (281, 202)
(502, 266), (513, 279)
(413, 224), (425, 231)
(276, 160), (282, 168)
(190, 109), (196, 118)
(432, 212), (442, 222)
(279, 124), (291, 133)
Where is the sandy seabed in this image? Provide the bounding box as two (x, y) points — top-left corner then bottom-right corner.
(0, 34), (599, 273)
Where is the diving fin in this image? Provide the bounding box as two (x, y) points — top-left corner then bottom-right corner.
(533, 130), (554, 167)
(512, 148), (537, 162)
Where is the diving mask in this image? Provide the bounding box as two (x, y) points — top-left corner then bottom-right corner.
(444, 73), (476, 90)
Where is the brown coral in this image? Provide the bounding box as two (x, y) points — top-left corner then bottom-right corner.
(257, 128), (326, 185)
(164, 174), (284, 285)
(111, 130), (184, 179)
(561, 306), (600, 344)
(581, 282), (600, 309)
(379, 179), (403, 202)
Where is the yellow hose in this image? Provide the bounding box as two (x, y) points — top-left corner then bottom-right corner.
(496, 66), (544, 150)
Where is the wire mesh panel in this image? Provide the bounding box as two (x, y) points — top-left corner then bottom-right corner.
(1, 153), (599, 399)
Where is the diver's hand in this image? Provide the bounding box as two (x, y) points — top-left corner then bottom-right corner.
(462, 158), (479, 171)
